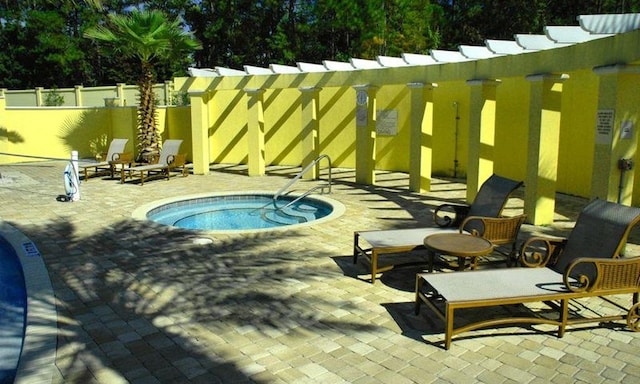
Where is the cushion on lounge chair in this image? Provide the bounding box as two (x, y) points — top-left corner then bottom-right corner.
(421, 267), (569, 302)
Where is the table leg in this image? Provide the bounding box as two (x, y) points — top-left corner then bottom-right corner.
(457, 257), (465, 271)
(428, 250), (435, 273)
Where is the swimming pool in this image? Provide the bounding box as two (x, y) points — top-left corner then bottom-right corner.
(0, 234), (27, 382)
(0, 222), (56, 383)
(134, 192), (345, 233)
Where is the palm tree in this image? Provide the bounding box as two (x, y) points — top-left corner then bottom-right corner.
(85, 9), (202, 162)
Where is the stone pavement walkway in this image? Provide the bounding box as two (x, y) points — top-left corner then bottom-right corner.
(2, 161), (640, 383)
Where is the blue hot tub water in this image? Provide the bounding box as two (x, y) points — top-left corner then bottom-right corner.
(147, 194), (333, 231)
(0, 236), (27, 383)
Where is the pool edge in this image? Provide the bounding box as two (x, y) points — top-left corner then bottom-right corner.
(132, 191), (346, 235)
(0, 221), (57, 384)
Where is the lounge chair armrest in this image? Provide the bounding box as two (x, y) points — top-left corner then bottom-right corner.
(169, 153), (187, 167)
(460, 214), (527, 244)
(519, 236), (567, 267)
(111, 152), (133, 162)
(563, 256), (640, 293)
(434, 203), (470, 228)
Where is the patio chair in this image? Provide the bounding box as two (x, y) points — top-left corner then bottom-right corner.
(457, 213), (528, 267)
(80, 138), (130, 181)
(120, 139), (184, 185)
(353, 174), (523, 283)
(415, 198), (640, 349)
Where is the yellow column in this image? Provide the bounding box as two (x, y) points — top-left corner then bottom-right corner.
(466, 79), (501, 202)
(35, 87), (43, 106)
(74, 85), (83, 107)
(188, 90), (211, 175)
(591, 64), (640, 205)
(299, 86), (321, 180)
(407, 82), (437, 193)
(117, 83), (126, 106)
(353, 85), (378, 185)
(245, 88), (266, 176)
(524, 73), (569, 225)
(0, 95), (6, 160)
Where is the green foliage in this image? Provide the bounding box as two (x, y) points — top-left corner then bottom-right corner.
(0, 0), (639, 88)
(84, 8), (202, 161)
(171, 91), (190, 106)
(43, 87), (65, 106)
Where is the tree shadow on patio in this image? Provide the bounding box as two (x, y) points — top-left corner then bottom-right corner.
(11, 217), (382, 382)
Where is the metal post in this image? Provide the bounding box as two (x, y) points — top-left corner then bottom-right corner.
(71, 151), (80, 201)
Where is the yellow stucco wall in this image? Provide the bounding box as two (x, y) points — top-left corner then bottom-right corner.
(494, 78), (529, 182)
(431, 81), (469, 177)
(318, 87), (356, 168)
(263, 88), (303, 166)
(0, 107), (118, 161)
(556, 69), (598, 196)
(210, 90), (248, 164)
(2, 29), (640, 208)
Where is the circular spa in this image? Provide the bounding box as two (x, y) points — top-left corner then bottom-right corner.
(134, 192), (345, 232)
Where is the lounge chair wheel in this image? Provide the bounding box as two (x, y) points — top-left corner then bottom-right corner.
(626, 303), (640, 332)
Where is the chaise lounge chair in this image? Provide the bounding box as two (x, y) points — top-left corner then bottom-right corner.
(354, 174), (524, 283)
(120, 139), (184, 185)
(415, 198), (640, 349)
(80, 138), (130, 181)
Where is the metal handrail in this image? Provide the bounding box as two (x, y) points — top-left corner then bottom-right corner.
(273, 154), (332, 201)
(273, 184), (328, 212)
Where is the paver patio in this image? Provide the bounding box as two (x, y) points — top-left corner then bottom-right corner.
(2, 161), (640, 383)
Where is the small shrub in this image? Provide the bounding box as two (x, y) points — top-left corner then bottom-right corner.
(171, 91), (189, 106)
(44, 87), (65, 106)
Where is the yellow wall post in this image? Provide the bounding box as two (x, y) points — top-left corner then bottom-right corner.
(591, 64), (640, 205)
(524, 73), (569, 225)
(299, 86), (321, 180)
(466, 79), (501, 202)
(407, 82), (437, 193)
(0, 95), (6, 155)
(353, 85), (378, 185)
(74, 85), (83, 107)
(117, 83), (127, 106)
(245, 88), (266, 176)
(35, 87), (43, 106)
(188, 90), (211, 175)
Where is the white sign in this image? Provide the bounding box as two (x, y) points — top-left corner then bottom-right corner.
(356, 108), (368, 126)
(356, 90), (368, 106)
(595, 109), (614, 144)
(22, 242), (41, 257)
(621, 120), (634, 139)
(376, 110), (398, 136)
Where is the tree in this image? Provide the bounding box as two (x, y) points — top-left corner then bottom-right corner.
(84, 9), (202, 162)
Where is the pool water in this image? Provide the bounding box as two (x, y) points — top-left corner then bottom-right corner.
(147, 194), (334, 231)
(0, 236), (27, 383)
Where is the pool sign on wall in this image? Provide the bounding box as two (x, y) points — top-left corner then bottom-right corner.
(376, 110), (398, 136)
(595, 109), (614, 144)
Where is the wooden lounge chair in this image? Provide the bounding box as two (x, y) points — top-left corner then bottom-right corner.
(415, 199), (640, 349)
(80, 138), (130, 180)
(120, 139), (184, 185)
(353, 174), (523, 283)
